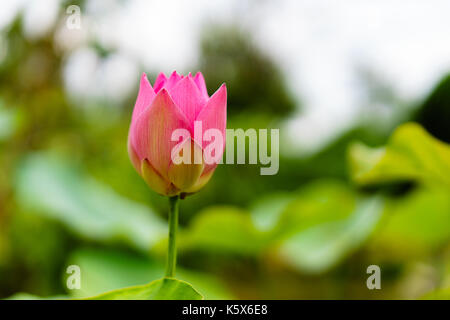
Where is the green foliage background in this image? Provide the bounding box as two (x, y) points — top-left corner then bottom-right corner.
(0, 1), (449, 300)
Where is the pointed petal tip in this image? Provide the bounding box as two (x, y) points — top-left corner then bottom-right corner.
(155, 72), (167, 83)
(154, 87), (172, 103)
(153, 72), (169, 93)
(140, 72), (153, 89)
(212, 83), (227, 97)
(131, 71), (156, 124)
(192, 72), (209, 98)
(174, 74), (201, 89)
(170, 70), (181, 79)
(158, 87), (169, 96)
(170, 75), (207, 122)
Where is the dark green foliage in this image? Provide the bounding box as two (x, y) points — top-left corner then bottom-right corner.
(414, 73), (450, 142)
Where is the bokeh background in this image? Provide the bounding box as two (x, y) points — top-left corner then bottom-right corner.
(0, 0), (449, 299)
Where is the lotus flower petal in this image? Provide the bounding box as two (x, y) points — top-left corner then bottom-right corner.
(127, 138), (142, 175)
(141, 159), (178, 196)
(170, 75), (207, 124)
(130, 88), (191, 180)
(153, 72), (168, 93)
(131, 73), (155, 124)
(165, 71), (183, 91)
(128, 72), (227, 196)
(184, 169), (215, 194)
(194, 72), (208, 99)
(168, 138), (204, 190)
(196, 83), (227, 174)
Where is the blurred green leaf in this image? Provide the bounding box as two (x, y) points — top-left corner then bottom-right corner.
(370, 188), (450, 260)
(6, 293), (67, 300)
(421, 287), (450, 300)
(277, 197), (383, 274)
(0, 101), (19, 141)
(86, 278), (202, 300)
(179, 181), (361, 260)
(68, 248), (233, 300)
(250, 192), (292, 232)
(180, 206), (267, 255)
(6, 293), (44, 300)
(348, 122), (450, 188)
(68, 249), (163, 298)
(274, 180), (357, 239)
(15, 153), (167, 251)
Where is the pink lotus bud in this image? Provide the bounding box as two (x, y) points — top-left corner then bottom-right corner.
(128, 71), (227, 196)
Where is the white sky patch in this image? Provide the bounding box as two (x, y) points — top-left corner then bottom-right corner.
(63, 47), (100, 101)
(85, 0), (235, 75)
(63, 47), (139, 104)
(23, 0), (60, 40)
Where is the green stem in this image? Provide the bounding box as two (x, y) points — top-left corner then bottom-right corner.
(166, 195), (179, 277)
